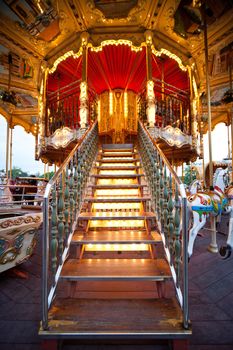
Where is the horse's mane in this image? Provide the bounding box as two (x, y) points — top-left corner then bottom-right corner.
(213, 168), (223, 187)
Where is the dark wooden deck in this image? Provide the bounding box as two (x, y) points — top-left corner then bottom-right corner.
(0, 224), (233, 349)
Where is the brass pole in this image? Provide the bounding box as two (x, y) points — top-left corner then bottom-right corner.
(5, 121), (9, 179)
(161, 59), (164, 101)
(203, 5), (213, 189)
(146, 44), (152, 81)
(9, 127), (13, 179)
(231, 106), (233, 183)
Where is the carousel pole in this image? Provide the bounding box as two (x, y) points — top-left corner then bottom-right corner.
(231, 105), (233, 184)
(5, 121), (9, 179)
(229, 47), (233, 184)
(203, 3), (213, 189)
(9, 125), (13, 180)
(202, 2), (218, 253)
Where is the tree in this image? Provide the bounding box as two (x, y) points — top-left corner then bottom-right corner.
(42, 171), (54, 180)
(8, 166), (29, 179)
(183, 165), (197, 186)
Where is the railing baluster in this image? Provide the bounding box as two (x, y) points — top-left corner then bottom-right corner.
(57, 174), (64, 264)
(51, 185), (58, 283)
(69, 159), (74, 229)
(163, 166), (168, 244)
(159, 158), (164, 229)
(174, 184), (181, 287)
(167, 174), (174, 255)
(64, 167), (70, 243)
(73, 152), (78, 217)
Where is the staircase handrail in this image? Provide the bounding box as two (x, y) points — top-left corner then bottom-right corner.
(138, 120), (189, 330)
(42, 120), (98, 330)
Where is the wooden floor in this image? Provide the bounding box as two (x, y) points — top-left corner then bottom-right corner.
(0, 224), (233, 349)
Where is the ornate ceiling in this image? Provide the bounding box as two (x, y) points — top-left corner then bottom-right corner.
(0, 0), (232, 134)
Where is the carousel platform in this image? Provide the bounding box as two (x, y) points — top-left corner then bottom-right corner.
(0, 224), (233, 350)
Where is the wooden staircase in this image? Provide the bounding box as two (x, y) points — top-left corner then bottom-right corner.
(40, 143), (191, 349)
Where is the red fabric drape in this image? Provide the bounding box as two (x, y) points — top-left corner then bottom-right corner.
(88, 45), (146, 94)
(47, 47), (189, 96)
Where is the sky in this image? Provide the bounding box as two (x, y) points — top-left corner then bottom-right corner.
(0, 116), (45, 175)
(0, 115), (231, 175)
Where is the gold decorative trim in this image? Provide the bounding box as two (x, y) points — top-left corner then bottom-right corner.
(48, 48), (83, 74)
(1, 215), (41, 229)
(88, 39), (145, 53)
(149, 125), (192, 148)
(151, 45), (187, 71)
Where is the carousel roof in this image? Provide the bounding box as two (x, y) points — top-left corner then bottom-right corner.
(0, 0), (232, 133)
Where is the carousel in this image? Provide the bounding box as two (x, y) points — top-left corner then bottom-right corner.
(0, 1), (233, 349)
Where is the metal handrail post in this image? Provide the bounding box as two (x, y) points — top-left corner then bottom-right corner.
(182, 197), (189, 329)
(42, 191), (50, 330)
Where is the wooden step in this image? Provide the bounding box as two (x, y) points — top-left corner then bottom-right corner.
(94, 166), (141, 170)
(91, 174), (144, 179)
(61, 258), (171, 281)
(102, 144), (134, 151)
(98, 159), (139, 163)
(41, 298), (191, 339)
(84, 196), (150, 202)
(99, 152), (138, 157)
(72, 230), (161, 244)
(89, 184), (146, 189)
(78, 211), (155, 220)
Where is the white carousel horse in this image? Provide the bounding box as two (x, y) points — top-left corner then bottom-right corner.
(189, 178), (204, 195)
(187, 168), (231, 258)
(219, 183), (233, 259)
(0, 177), (13, 203)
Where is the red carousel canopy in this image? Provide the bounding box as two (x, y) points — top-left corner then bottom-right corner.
(47, 44), (189, 95)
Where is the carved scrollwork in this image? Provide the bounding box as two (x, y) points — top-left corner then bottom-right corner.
(149, 125), (192, 148)
(0, 215), (41, 229)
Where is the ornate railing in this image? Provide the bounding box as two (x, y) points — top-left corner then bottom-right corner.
(138, 121), (189, 329)
(138, 79), (191, 135)
(42, 121), (98, 329)
(46, 81), (98, 136)
(153, 78), (191, 134)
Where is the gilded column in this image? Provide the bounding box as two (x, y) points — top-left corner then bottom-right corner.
(79, 32), (89, 129)
(38, 62), (48, 149)
(144, 30), (155, 127)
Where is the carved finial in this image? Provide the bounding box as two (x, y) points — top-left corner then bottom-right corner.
(80, 31), (90, 46)
(144, 30), (153, 45)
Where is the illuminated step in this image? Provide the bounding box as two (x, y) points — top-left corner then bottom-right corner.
(94, 189), (139, 197)
(96, 178), (138, 185)
(89, 220), (144, 228)
(84, 197), (150, 202)
(85, 243), (149, 252)
(99, 157), (138, 161)
(100, 152), (138, 157)
(98, 170), (137, 175)
(60, 258), (172, 281)
(98, 159), (139, 163)
(92, 203), (141, 211)
(89, 184), (146, 189)
(79, 211), (155, 220)
(79, 212), (155, 220)
(95, 166), (141, 170)
(91, 174), (143, 178)
(95, 162), (135, 167)
(72, 230), (161, 244)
